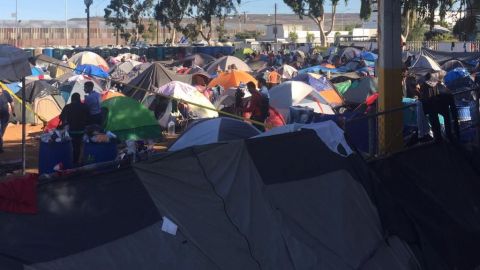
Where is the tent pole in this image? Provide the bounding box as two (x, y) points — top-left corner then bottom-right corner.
(21, 77), (26, 175)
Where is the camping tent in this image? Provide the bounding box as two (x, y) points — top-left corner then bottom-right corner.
(0, 130), (420, 270)
(278, 64), (298, 80)
(168, 117), (260, 151)
(269, 81), (335, 122)
(338, 47), (362, 61)
(122, 63), (192, 102)
(69, 51), (109, 72)
(75, 64), (109, 79)
(410, 54), (442, 77)
(0, 45), (31, 82)
(58, 79), (103, 104)
(291, 73), (343, 108)
(109, 60), (142, 82)
(206, 56), (252, 74)
(207, 71), (257, 90)
(342, 77), (377, 104)
(6, 80), (64, 125)
(441, 59), (465, 72)
(143, 81), (218, 128)
(175, 53), (215, 67)
(102, 96), (161, 141)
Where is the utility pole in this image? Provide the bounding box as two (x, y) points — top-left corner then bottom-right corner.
(378, 0), (403, 154)
(65, 0), (68, 46)
(274, 3), (277, 51)
(84, 0), (93, 47)
(15, 0), (18, 47)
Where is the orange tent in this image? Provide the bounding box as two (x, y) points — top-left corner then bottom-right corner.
(102, 91), (125, 101)
(208, 71), (257, 90)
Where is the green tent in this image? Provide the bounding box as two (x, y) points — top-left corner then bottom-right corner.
(334, 80), (352, 95)
(102, 96), (162, 141)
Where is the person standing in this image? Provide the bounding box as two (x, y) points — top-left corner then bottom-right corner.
(0, 86), (15, 153)
(59, 93), (89, 165)
(244, 82), (268, 132)
(83, 81), (103, 126)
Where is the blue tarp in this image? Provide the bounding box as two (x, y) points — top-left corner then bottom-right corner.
(75, 64), (109, 79)
(31, 66), (44, 76)
(298, 65), (341, 74)
(444, 68), (470, 87)
(360, 52), (378, 62)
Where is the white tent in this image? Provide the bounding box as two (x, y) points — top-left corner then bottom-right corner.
(269, 81), (335, 122)
(169, 118), (260, 151)
(411, 54), (442, 71)
(143, 81), (218, 128)
(279, 64), (298, 80)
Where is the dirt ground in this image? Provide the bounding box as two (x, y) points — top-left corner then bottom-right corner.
(1, 123), (43, 175)
(1, 123), (176, 178)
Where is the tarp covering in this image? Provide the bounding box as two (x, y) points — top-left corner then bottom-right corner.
(74, 64), (109, 79)
(169, 117), (260, 151)
(444, 68), (470, 87)
(0, 45), (32, 81)
(122, 63), (192, 102)
(421, 48), (480, 67)
(370, 143), (480, 270)
(102, 96), (162, 141)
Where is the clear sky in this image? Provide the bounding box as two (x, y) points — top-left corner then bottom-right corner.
(0, 0), (360, 21)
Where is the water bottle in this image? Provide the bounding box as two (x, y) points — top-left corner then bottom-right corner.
(167, 120), (175, 136)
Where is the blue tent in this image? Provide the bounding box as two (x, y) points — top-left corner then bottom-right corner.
(360, 52), (378, 62)
(75, 64), (109, 79)
(298, 65), (341, 74)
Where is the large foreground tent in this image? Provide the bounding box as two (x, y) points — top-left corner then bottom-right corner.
(0, 129), (419, 270)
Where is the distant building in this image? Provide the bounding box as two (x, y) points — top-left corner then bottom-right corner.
(263, 24), (348, 44)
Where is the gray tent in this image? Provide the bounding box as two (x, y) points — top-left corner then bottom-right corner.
(0, 129), (419, 270)
(206, 56), (252, 74)
(342, 77), (378, 104)
(122, 62), (192, 102)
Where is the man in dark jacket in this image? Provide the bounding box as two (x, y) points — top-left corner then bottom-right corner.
(0, 86), (15, 153)
(60, 93), (89, 165)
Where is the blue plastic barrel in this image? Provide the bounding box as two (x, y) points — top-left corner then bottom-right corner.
(110, 48), (119, 57)
(130, 47), (139, 55)
(83, 142), (117, 165)
(120, 47), (130, 54)
(23, 48), (34, 58)
(138, 47), (147, 57)
(156, 47), (165, 60)
(42, 47), (54, 57)
(39, 141), (73, 175)
(101, 48), (111, 58)
(53, 48), (64, 60)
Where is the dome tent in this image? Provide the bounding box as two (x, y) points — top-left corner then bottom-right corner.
(143, 81), (218, 128)
(169, 117), (260, 151)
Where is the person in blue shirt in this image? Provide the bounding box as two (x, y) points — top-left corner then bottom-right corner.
(0, 86), (15, 153)
(83, 81), (103, 126)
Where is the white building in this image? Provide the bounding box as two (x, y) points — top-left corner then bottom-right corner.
(263, 24), (349, 44)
